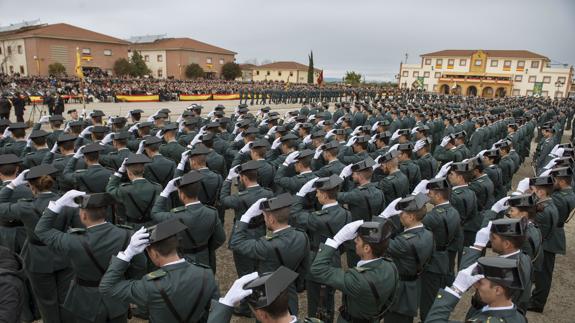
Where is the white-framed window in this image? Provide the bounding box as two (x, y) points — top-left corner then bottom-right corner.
(528, 76), (537, 83)
(543, 76), (551, 83)
(157, 55), (163, 62)
(219, 58), (224, 65)
(423, 71), (430, 77)
(517, 60), (525, 68)
(503, 60), (512, 68)
(447, 59), (454, 66)
(490, 60), (498, 67)
(402, 71), (408, 77)
(144, 55), (149, 62)
(459, 59), (466, 66)
(531, 61), (540, 68)
(425, 58), (431, 65)
(6, 46), (11, 55)
(413, 71), (419, 77)
(103, 49), (112, 56)
(82, 48), (91, 55)
(436, 59), (443, 66)
(157, 69), (163, 78)
(514, 75), (523, 82)
(557, 76), (566, 84)
(474, 59), (482, 66)
(434, 72), (441, 78)
(206, 58), (212, 64)
(17, 45), (22, 54)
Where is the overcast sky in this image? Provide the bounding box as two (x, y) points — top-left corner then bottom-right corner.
(1, 0), (574, 81)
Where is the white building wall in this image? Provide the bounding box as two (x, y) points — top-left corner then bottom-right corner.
(0, 39), (28, 75)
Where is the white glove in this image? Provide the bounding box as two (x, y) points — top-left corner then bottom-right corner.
(553, 148), (565, 158)
(177, 151), (190, 171)
(155, 130), (163, 139)
(339, 164), (353, 179)
(313, 147), (323, 160)
(327, 220), (364, 248)
(543, 157), (558, 170)
(38, 115), (50, 124)
(411, 127), (419, 134)
(50, 142), (59, 154)
(80, 126), (93, 137)
(190, 132), (203, 147)
(226, 165), (240, 181)
(128, 123), (139, 133)
(317, 120), (325, 127)
(379, 197), (402, 218)
(271, 137), (282, 150)
(336, 116), (344, 125)
(391, 129), (401, 141)
(491, 196), (510, 213)
(234, 132), (244, 142)
(161, 177), (180, 198)
(101, 132), (114, 145)
(47, 190), (86, 213)
(388, 143), (399, 153)
(207, 111), (215, 118)
(258, 119), (268, 127)
(550, 144), (560, 156)
(371, 121), (380, 132)
(240, 142), (252, 154)
(266, 125), (277, 137)
(413, 139), (425, 152)
(473, 222), (492, 247)
(219, 272), (259, 307)
(539, 168), (552, 177)
(476, 150), (487, 158)
(2, 127), (11, 138)
(117, 158), (128, 174)
(240, 198), (266, 223)
(73, 145), (85, 159)
(303, 134), (312, 144)
(308, 114), (316, 121)
(435, 161), (453, 178)
(351, 125), (362, 136)
(369, 134), (377, 144)
(412, 179), (429, 195)
(7, 170), (29, 189)
(25, 139), (32, 148)
(452, 263), (484, 294)
(325, 129), (336, 139)
(516, 178), (530, 193)
(136, 141), (145, 154)
(283, 151), (300, 166)
(345, 136), (357, 147)
(297, 177), (318, 197)
(440, 135), (451, 148)
(125, 111), (131, 119)
(119, 227), (150, 262)
(293, 123), (302, 131)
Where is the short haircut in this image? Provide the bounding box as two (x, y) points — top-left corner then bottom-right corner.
(498, 234), (525, 249)
(296, 156), (312, 169)
(191, 155), (207, 166)
(361, 235), (389, 258)
(50, 120), (63, 128)
(357, 168), (373, 181)
(202, 138), (214, 148)
(150, 235), (179, 257)
(11, 129), (25, 138)
(488, 280), (513, 299)
(241, 169), (258, 182)
(179, 182), (200, 199)
(267, 207), (290, 224)
(92, 132), (105, 140)
(252, 146), (267, 158)
(84, 207), (108, 221)
(60, 140), (75, 151)
(260, 289), (289, 319)
(146, 143), (160, 152)
(408, 207), (427, 221)
(431, 188), (450, 201)
(127, 164), (145, 177)
(31, 137), (47, 146)
(0, 164), (18, 176)
(84, 151), (100, 163)
(113, 138), (127, 146)
(320, 187), (339, 200)
(29, 175), (54, 191)
(282, 140), (297, 149)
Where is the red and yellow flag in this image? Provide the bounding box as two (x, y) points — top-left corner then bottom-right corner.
(75, 47), (84, 79)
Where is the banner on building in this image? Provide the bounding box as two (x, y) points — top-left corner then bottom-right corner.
(416, 77), (425, 89)
(533, 82), (543, 96)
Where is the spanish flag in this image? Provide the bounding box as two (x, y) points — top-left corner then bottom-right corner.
(75, 47), (84, 79)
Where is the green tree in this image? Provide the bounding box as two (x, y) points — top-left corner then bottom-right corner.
(113, 58), (132, 76)
(129, 51), (151, 77)
(48, 62), (66, 77)
(221, 62), (242, 80)
(307, 51), (314, 84)
(343, 71), (362, 85)
(185, 63), (205, 79)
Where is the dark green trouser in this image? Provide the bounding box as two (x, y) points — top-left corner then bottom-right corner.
(419, 271), (448, 322)
(74, 313), (127, 323)
(530, 250), (556, 309)
(27, 267), (75, 323)
(383, 311), (413, 323)
(307, 280), (335, 323)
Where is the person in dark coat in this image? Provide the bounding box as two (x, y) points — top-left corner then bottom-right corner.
(0, 245), (26, 323)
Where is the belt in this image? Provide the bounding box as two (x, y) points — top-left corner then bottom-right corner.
(338, 307), (373, 323)
(181, 244), (209, 254)
(28, 239), (46, 247)
(0, 220), (24, 228)
(128, 217), (149, 224)
(435, 245), (447, 252)
(75, 277), (101, 287)
(399, 274), (418, 281)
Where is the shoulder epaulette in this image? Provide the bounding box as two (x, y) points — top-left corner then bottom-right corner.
(25, 152), (35, 156)
(115, 224), (133, 231)
(75, 169), (87, 173)
(68, 227), (86, 234)
(171, 206), (186, 213)
(312, 210), (328, 216)
(18, 197), (34, 202)
(145, 269), (167, 280)
(120, 183), (131, 187)
(386, 175), (396, 180)
(191, 262), (211, 269)
(354, 266), (371, 273)
(402, 232), (415, 240)
(238, 190), (248, 196)
(54, 158), (64, 162)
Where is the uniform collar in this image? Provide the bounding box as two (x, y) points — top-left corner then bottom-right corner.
(273, 225), (291, 234)
(322, 202), (338, 209)
(185, 201), (202, 207)
(500, 250), (521, 258)
(357, 257), (382, 267)
(452, 184), (468, 190)
(163, 258), (186, 267)
(403, 224), (424, 232)
(481, 304), (515, 312)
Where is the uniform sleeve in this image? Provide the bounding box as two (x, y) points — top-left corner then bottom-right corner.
(228, 221), (270, 260)
(337, 189), (361, 207)
(106, 174), (125, 202)
(290, 196), (318, 231)
(99, 256), (150, 306)
(386, 236), (409, 258)
(309, 243), (363, 297)
(0, 187), (19, 220)
(219, 180), (241, 210)
(62, 157), (80, 185)
(207, 300), (233, 323)
(424, 288), (460, 323)
(458, 247), (482, 270)
(151, 196), (173, 222)
(34, 208), (75, 256)
(208, 212), (226, 251)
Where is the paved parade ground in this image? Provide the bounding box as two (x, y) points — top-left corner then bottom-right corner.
(26, 100), (571, 323)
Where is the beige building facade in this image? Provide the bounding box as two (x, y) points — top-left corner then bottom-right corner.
(242, 61), (322, 84)
(398, 50), (573, 98)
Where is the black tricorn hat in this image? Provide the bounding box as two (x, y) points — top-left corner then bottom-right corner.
(174, 171), (204, 188)
(28, 130), (49, 139)
(260, 193), (293, 212)
(529, 176), (554, 186)
(358, 221), (394, 244)
(507, 194), (536, 208)
(351, 157), (375, 172)
(147, 218), (188, 244)
(237, 160), (260, 173)
(427, 177), (451, 190)
(320, 141), (339, 151)
(313, 174), (343, 191)
(75, 192), (115, 209)
(549, 166), (573, 178)
(0, 154), (21, 165)
(473, 257), (524, 290)
(243, 266), (298, 309)
(396, 193), (428, 211)
(24, 164), (59, 180)
(490, 217), (527, 237)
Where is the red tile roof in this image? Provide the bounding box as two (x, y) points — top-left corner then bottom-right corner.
(131, 37), (236, 55)
(421, 50), (548, 60)
(257, 61), (321, 72)
(0, 23), (129, 44)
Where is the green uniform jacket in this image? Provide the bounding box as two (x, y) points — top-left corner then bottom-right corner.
(35, 209), (146, 321)
(485, 164), (504, 200)
(338, 182), (385, 221)
(0, 188), (77, 273)
(175, 168), (223, 207)
(159, 140), (186, 164)
(536, 198), (562, 254)
(426, 288), (526, 323)
(42, 153), (87, 192)
(144, 154), (176, 187)
(313, 159), (345, 178)
(275, 166), (317, 195)
(450, 186), (480, 233)
(310, 243), (398, 321)
(399, 159), (422, 192)
(469, 174), (495, 211)
(551, 188), (574, 255)
(63, 158), (114, 193)
(22, 148), (50, 169)
(100, 147), (131, 170)
(106, 176), (162, 226)
(0, 139), (27, 156)
(422, 203), (461, 274)
(151, 196), (225, 267)
(387, 226), (434, 316)
(523, 221), (543, 271)
(100, 257), (218, 323)
(378, 170), (410, 202)
(0, 181), (33, 253)
(415, 153), (438, 180)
